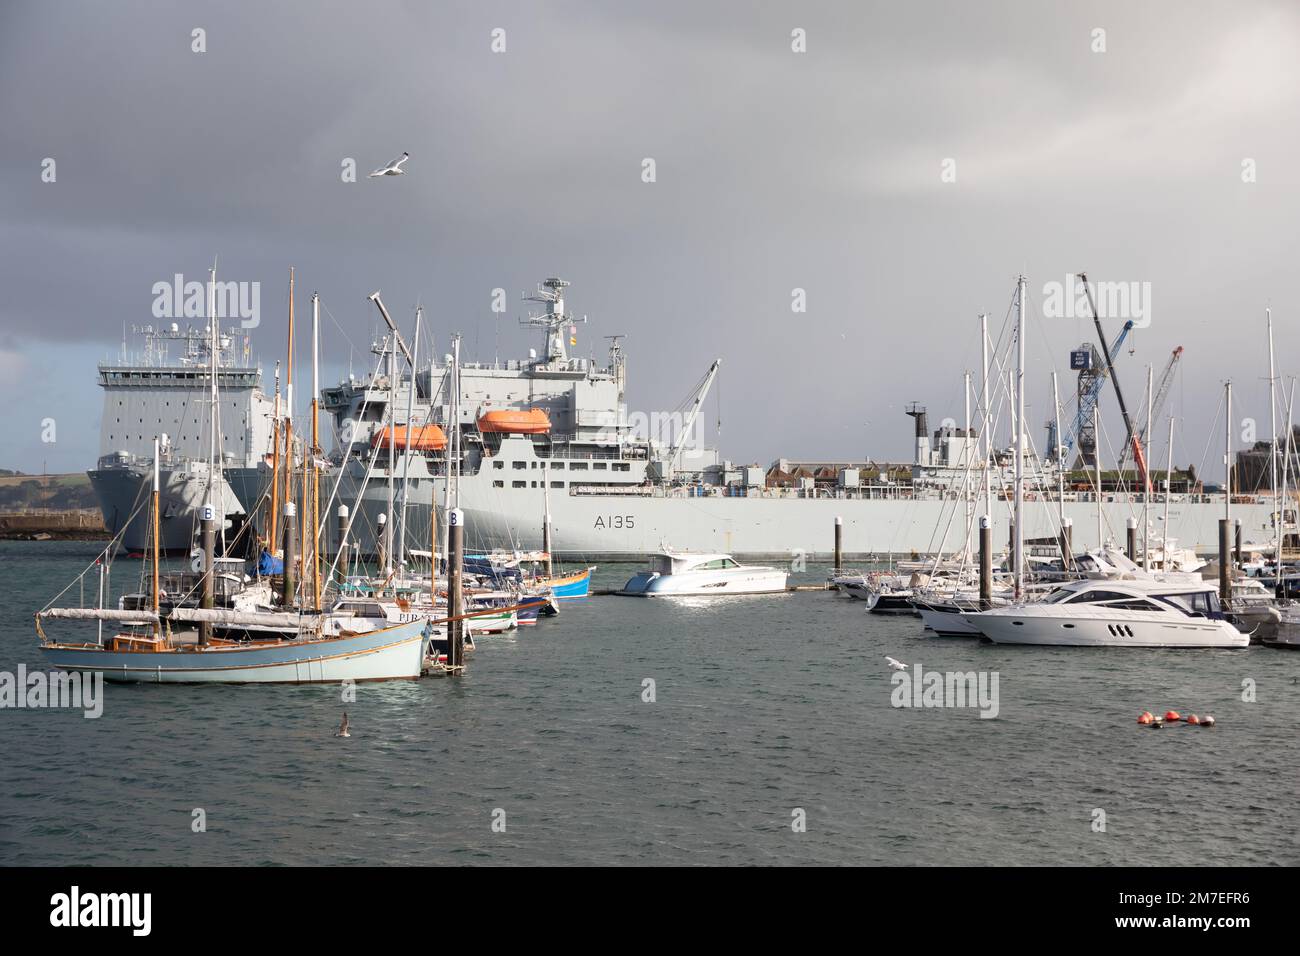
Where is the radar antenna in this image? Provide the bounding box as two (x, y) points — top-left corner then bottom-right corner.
(520, 277), (585, 363)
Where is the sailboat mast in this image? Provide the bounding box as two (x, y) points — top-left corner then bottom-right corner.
(283, 268), (295, 574)
(963, 370), (972, 558)
(1268, 308), (1280, 567)
(1225, 381), (1233, 527)
(385, 337), (396, 578)
(543, 459), (553, 577)
(981, 313), (991, 521)
(1094, 405), (1102, 549)
(152, 436), (161, 637)
(1163, 416), (1175, 561)
(269, 360), (280, 551)
(1143, 365), (1153, 568)
(451, 335), (461, 510)
(397, 307), (421, 575)
(1013, 275), (1026, 600)
(311, 292), (322, 610)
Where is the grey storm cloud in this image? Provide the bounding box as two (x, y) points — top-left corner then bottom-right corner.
(1, 0), (1298, 473)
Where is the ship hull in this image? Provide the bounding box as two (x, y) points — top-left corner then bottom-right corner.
(89, 464), (250, 553)
(329, 465), (1274, 561)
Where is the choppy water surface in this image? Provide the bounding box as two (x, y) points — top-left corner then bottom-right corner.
(1, 541), (1296, 865)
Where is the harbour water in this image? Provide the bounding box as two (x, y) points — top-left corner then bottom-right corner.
(2, 541), (1295, 866)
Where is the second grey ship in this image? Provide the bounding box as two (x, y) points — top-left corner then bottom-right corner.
(89, 323), (275, 552)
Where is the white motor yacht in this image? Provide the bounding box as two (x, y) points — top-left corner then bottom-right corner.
(965, 578), (1250, 648)
(620, 550), (788, 596)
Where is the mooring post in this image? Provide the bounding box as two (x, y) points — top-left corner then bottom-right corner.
(199, 501), (215, 646)
(979, 514), (992, 610)
(376, 512), (387, 578)
(448, 507), (464, 670)
(1126, 516), (1138, 562)
(1219, 517), (1232, 606)
(834, 515), (843, 574)
(1234, 519), (1243, 568)
(336, 504), (349, 568)
(1059, 517), (1073, 574)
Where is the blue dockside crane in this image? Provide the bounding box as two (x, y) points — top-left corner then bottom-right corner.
(1059, 318), (1135, 465)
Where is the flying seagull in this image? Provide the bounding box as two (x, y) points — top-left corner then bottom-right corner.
(885, 656), (907, 671)
(369, 152), (410, 178)
(335, 712), (351, 738)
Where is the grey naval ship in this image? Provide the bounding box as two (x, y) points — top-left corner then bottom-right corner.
(323, 277), (1275, 562)
(89, 323), (274, 553)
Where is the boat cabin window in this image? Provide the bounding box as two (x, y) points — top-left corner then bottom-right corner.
(1065, 590), (1133, 604)
(1157, 592), (1220, 617)
(1100, 598), (1163, 611)
(695, 558), (740, 570)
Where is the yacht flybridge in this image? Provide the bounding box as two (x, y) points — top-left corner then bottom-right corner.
(619, 550), (789, 596)
(965, 579), (1250, 648)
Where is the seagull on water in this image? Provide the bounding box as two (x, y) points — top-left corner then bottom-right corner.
(335, 712), (351, 738)
(368, 152), (410, 178)
(886, 656), (907, 671)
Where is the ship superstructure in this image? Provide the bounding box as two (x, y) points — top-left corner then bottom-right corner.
(320, 278), (1276, 562)
(89, 322), (275, 551)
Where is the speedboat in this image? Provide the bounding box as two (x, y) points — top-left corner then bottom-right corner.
(620, 549), (788, 596)
(964, 578), (1250, 648)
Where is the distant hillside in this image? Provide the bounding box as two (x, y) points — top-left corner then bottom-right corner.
(0, 473), (98, 512)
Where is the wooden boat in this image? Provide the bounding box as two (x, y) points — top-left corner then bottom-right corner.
(36, 610), (432, 683)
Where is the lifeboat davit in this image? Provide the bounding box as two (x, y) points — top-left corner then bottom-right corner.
(478, 408), (551, 434)
(370, 424), (448, 451)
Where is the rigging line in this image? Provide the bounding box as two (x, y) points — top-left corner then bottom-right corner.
(38, 491), (149, 613)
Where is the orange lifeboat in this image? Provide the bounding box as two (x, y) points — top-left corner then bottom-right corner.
(478, 408), (551, 434)
(370, 424), (447, 451)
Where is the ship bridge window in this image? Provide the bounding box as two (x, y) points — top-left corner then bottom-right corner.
(552, 462), (565, 469)
(512, 480), (526, 488)
(493, 480), (503, 488)
(593, 462), (607, 470)
(550, 481), (564, 489)
(512, 461), (526, 470)
(493, 461), (504, 470)
(570, 462), (588, 471)
(612, 462), (630, 472)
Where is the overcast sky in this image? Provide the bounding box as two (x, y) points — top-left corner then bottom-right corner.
(2, 0), (1298, 476)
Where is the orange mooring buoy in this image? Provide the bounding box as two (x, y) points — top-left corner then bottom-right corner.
(1164, 710), (1181, 722)
(1137, 711), (1154, 724)
(1186, 714), (1200, 725)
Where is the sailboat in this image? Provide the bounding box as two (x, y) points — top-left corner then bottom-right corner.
(36, 270), (432, 683)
